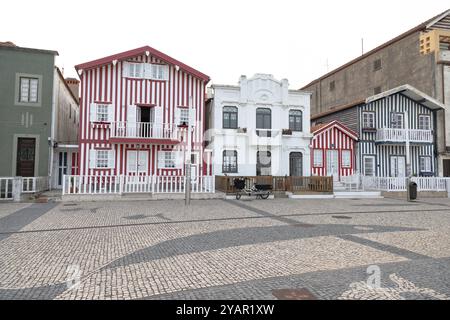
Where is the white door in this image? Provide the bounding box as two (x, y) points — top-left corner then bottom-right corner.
(327, 150), (339, 181)
(391, 156), (406, 177)
(126, 150), (149, 175)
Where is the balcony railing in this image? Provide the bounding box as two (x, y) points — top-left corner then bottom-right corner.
(110, 122), (181, 141)
(375, 128), (433, 144)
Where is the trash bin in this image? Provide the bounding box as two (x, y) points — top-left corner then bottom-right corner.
(408, 181), (418, 201)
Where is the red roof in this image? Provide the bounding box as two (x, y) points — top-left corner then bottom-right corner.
(311, 120), (358, 140)
(75, 46), (210, 82)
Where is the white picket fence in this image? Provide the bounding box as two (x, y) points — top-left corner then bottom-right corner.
(342, 174), (450, 193)
(63, 175), (215, 195)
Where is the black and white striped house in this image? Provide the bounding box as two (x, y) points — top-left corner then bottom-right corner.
(312, 85), (445, 178)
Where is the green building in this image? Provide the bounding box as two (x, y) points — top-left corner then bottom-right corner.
(0, 42), (79, 189)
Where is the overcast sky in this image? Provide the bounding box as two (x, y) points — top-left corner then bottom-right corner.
(2, 1), (448, 88)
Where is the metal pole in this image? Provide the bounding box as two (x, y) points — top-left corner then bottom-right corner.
(405, 112), (412, 201)
(185, 96), (193, 205)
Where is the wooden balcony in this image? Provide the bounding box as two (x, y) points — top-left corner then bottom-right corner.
(109, 121), (182, 144)
(375, 128), (433, 144)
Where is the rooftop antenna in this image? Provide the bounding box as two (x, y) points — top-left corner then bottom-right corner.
(361, 38), (364, 56)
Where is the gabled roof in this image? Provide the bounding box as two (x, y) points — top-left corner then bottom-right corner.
(301, 9), (450, 89)
(75, 46), (210, 82)
(311, 120), (359, 140)
(366, 84), (445, 110)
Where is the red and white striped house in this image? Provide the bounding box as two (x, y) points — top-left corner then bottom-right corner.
(310, 121), (358, 180)
(74, 46), (211, 185)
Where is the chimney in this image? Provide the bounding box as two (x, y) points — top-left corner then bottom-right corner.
(65, 78), (80, 102)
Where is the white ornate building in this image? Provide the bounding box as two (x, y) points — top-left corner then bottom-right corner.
(206, 74), (312, 177)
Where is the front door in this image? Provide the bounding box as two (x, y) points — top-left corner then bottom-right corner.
(326, 150), (339, 181)
(289, 152), (303, 176)
(126, 150), (149, 175)
(16, 138), (36, 177)
(58, 152), (68, 187)
(444, 160), (450, 177)
(391, 156), (406, 177)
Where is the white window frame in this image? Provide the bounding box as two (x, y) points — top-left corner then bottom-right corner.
(341, 150), (351, 168)
(222, 150), (238, 174)
(313, 149), (323, 168)
(19, 77), (39, 103)
(96, 104), (109, 122)
(419, 156), (432, 173)
(390, 112), (404, 129)
(96, 150), (109, 169)
(158, 151), (183, 169)
(418, 115), (431, 130)
(362, 112), (375, 129)
(150, 64), (169, 81)
(180, 109), (189, 125)
(126, 62), (144, 78)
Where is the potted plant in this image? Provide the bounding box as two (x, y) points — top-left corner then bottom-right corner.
(282, 129), (293, 136)
(237, 127), (247, 134)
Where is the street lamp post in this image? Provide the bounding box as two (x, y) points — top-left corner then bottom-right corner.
(185, 96), (193, 206)
(405, 111), (412, 201)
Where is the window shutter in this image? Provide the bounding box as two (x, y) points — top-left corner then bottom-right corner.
(163, 65), (169, 80)
(157, 151), (166, 169)
(89, 149), (97, 169)
(127, 105), (137, 123)
(154, 106), (163, 124)
(90, 103), (97, 122)
(108, 105), (115, 123)
(108, 149), (115, 169)
(122, 62), (129, 78)
(174, 107), (181, 125)
(176, 151), (184, 169)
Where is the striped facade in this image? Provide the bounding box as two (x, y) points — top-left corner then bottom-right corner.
(76, 47), (210, 177)
(310, 121), (358, 179)
(358, 93), (436, 177)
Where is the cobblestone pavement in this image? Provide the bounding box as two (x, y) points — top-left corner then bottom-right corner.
(0, 197), (449, 300)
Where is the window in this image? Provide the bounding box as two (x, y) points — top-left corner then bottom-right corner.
(391, 113), (404, 129)
(313, 150), (323, 167)
(96, 150), (109, 168)
(164, 152), (176, 168)
(363, 156), (376, 176)
(373, 59), (382, 71)
(329, 81), (335, 91)
(19, 77), (39, 103)
(256, 108), (271, 137)
(342, 150), (351, 168)
(97, 104), (109, 122)
(180, 109), (189, 125)
(223, 106), (238, 129)
(420, 156), (432, 173)
(362, 112), (375, 129)
(222, 150), (238, 173)
(127, 62), (144, 78)
(374, 86), (382, 95)
(418, 115), (431, 130)
(151, 64), (168, 80)
(289, 110), (303, 132)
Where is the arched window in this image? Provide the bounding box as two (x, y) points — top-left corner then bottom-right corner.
(223, 150), (238, 173)
(289, 110), (303, 132)
(223, 106), (238, 129)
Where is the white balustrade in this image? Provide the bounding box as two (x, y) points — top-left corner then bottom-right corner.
(376, 128), (433, 143)
(110, 122), (181, 140)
